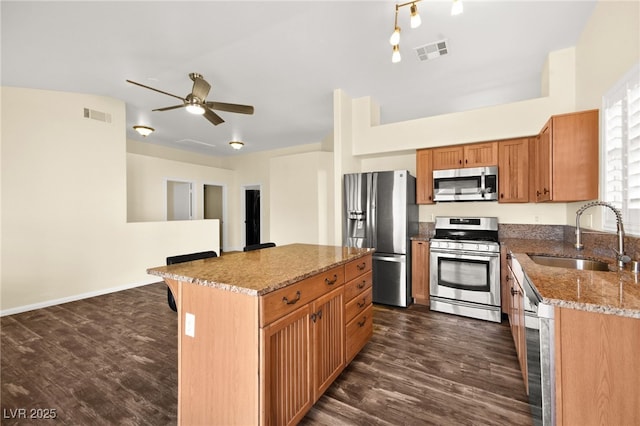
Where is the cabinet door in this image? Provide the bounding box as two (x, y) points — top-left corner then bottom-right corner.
(536, 121), (552, 202)
(432, 146), (464, 169)
(261, 305), (312, 426)
(464, 142), (498, 167)
(550, 110), (599, 201)
(498, 138), (530, 203)
(311, 286), (344, 401)
(416, 149), (434, 204)
(411, 240), (430, 305)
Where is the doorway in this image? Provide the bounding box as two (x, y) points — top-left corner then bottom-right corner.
(166, 180), (193, 220)
(243, 186), (261, 247)
(203, 184), (225, 252)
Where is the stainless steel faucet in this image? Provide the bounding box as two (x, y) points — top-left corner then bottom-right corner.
(575, 201), (631, 269)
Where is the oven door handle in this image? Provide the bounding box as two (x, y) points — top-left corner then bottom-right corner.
(430, 248), (500, 258)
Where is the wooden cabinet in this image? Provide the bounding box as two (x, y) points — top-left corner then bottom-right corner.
(311, 286), (345, 401)
(261, 269), (348, 425)
(534, 109), (599, 202)
(416, 149), (434, 204)
(507, 255), (527, 392)
(555, 307), (640, 425)
(432, 142), (498, 170)
(411, 240), (430, 305)
(344, 256), (373, 364)
(498, 137), (531, 203)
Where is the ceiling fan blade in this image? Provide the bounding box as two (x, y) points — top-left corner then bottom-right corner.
(191, 76), (211, 101)
(205, 101), (254, 115)
(152, 104), (186, 112)
(203, 108), (224, 126)
(126, 79), (185, 101)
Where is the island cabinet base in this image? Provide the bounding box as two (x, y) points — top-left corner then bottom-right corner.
(166, 279), (260, 426)
(165, 252), (373, 426)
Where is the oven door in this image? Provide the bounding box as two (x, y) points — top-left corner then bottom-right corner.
(429, 248), (500, 306)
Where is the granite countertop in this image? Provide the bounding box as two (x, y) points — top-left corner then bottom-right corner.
(502, 238), (640, 318)
(147, 243), (374, 297)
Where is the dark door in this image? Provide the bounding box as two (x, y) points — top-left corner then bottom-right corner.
(245, 189), (260, 246)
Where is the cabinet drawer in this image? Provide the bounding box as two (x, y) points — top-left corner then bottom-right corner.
(346, 303), (373, 363)
(345, 287), (372, 324)
(345, 255), (372, 282)
(344, 270), (372, 302)
(260, 266), (344, 327)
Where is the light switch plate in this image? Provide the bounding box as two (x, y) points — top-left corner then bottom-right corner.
(185, 312), (195, 337)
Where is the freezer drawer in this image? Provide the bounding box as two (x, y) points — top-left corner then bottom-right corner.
(372, 253), (410, 307)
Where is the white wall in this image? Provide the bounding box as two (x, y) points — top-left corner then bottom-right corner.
(270, 151), (335, 245)
(1, 87), (219, 314)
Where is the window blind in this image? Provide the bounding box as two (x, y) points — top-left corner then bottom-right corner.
(601, 63), (640, 235)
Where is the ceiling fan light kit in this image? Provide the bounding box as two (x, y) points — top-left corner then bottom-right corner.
(133, 125), (154, 137)
(126, 73), (254, 126)
(389, 0), (462, 63)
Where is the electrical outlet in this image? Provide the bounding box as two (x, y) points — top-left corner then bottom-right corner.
(185, 312), (195, 337)
(534, 215), (539, 223)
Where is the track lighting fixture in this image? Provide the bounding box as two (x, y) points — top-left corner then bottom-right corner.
(133, 125), (154, 137)
(389, 0), (462, 63)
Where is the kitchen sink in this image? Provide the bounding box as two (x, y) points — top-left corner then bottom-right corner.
(528, 255), (610, 271)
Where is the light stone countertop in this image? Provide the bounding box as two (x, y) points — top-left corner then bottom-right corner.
(502, 238), (640, 318)
(147, 243), (374, 296)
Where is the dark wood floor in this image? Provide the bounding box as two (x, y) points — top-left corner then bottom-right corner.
(1, 283), (532, 425)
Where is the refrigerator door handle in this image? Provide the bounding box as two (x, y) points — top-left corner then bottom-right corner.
(369, 173), (378, 249)
(373, 254), (406, 262)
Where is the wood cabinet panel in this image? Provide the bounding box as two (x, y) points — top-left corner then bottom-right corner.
(261, 305), (312, 426)
(464, 142), (498, 167)
(507, 256), (527, 392)
(432, 145), (464, 169)
(346, 303), (374, 363)
(260, 265), (344, 327)
(312, 286), (345, 401)
(344, 271), (372, 302)
(345, 255), (372, 282)
(345, 287), (372, 323)
(411, 240), (430, 305)
(535, 109), (599, 202)
(498, 138), (530, 203)
(416, 149), (434, 204)
(555, 307), (640, 426)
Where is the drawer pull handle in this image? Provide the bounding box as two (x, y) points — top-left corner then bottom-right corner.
(282, 291), (301, 305)
(357, 280), (366, 289)
(358, 316), (367, 327)
(312, 309), (323, 323)
(356, 262), (366, 271)
(357, 298), (366, 308)
(325, 274), (338, 285)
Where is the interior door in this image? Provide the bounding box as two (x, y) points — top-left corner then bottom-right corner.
(167, 180), (192, 220)
(245, 189), (261, 246)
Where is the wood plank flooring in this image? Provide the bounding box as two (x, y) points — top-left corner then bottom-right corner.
(1, 282), (532, 425)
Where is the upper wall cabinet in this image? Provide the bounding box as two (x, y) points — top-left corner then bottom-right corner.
(416, 149), (434, 204)
(498, 137), (531, 203)
(432, 142), (498, 170)
(534, 109), (599, 202)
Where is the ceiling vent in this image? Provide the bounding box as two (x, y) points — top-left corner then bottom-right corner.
(414, 39), (449, 62)
(176, 139), (215, 148)
(83, 108), (111, 123)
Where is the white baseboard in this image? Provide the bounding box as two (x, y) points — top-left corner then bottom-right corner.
(0, 277), (161, 317)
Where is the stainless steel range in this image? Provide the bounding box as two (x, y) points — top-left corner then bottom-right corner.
(429, 216), (501, 322)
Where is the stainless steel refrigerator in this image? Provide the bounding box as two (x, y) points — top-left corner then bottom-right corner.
(343, 170), (418, 307)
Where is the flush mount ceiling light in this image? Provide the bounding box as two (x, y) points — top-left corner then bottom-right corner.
(229, 140), (244, 150)
(133, 125), (154, 137)
(389, 0), (462, 63)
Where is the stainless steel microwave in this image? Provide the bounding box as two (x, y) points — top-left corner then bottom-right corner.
(433, 166), (498, 202)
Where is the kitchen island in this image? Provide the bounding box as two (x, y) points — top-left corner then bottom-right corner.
(147, 244), (374, 426)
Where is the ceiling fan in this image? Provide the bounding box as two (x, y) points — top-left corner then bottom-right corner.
(126, 72), (254, 126)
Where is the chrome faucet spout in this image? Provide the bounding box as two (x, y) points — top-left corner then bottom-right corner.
(574, 201), (629, 269)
